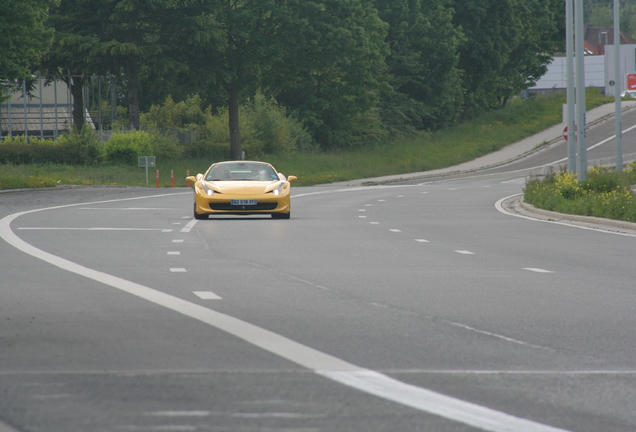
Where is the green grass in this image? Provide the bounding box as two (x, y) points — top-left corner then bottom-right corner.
(523, 164), (636, 223)
(0, 89), (614, 190)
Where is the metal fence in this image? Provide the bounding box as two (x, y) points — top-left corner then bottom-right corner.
(0, 75), (117, 140)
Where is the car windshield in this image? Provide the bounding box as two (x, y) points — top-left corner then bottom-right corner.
(205, 162), (278, 181)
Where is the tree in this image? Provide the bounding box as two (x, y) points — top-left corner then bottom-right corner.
(45, 0), (219, 130)
(266, 0), (389, 149)
(0, 0), (58, 98)
(375, 0), (464, 133)
(451, 0), (563, 116)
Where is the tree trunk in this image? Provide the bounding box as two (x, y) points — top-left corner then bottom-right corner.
(127, 59), (140, 130)
(70, 76), (85, 129)
(229, 88), (241, 160)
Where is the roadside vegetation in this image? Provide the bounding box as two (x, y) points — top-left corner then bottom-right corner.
(0, 88), (617, 190)
(523, 164), (636, 223)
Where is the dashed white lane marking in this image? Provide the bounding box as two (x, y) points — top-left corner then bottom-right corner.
(170, 268), (187, 272)
(181, 219), (198, 233)
(358, 209), (366, 212)
(193, 291), (222, 300)
(524, 268), (554, 273)
(0, 195), (575, 432)
(172, 239), (184, 243)
(365, 204), (372, 206)
(455, 250), (475, 255)
(167, 251), (180, 256)
(359, 215), (367, 219)
(415, 239), (430, 243)
(378, 199), (386, 202)
(370, 222), (380, 225)
(397, 195), (405, 197)
(389, 229), (401, 233)
(145, 411), (211, 417)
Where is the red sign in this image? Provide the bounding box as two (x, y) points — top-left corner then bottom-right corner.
(563, 125), (577, 142)
(627, 74), (636, 90)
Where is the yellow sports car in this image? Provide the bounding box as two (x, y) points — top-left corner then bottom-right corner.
(186, 161), (297, 219)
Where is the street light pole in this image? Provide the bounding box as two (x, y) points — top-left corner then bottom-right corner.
(575, 0), (587, 181)
(566, 0), (576, 173)
(614, 0), (623, 172)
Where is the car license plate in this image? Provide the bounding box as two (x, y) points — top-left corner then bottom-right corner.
(231, 199), (257, 205)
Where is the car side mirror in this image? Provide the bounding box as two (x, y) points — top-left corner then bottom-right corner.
(186, 176), (197, 184)
(287, 175), (297, 183)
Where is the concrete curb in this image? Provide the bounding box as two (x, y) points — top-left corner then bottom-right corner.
(516, 196), (636, 233)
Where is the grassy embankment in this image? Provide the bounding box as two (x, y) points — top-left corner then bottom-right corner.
(0, 88), (617, 191)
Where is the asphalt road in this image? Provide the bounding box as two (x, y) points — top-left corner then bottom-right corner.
(1, 113), (636, 432)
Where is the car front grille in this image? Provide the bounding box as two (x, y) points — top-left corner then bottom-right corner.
(209, 203), (278, 211)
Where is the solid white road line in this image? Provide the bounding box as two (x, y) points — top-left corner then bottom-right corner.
(18, 227), (172, 232)
(0, 195), (574, 432)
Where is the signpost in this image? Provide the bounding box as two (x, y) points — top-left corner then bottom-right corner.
(138, 156), (156, 185)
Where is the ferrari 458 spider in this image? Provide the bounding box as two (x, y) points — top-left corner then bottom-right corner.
(186, 161), (297, 219)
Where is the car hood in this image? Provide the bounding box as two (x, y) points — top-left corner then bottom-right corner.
(204, 180), (278, 195)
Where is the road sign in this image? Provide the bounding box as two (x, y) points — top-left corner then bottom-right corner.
(563, 125), (577, 141)
(627, 74), (636, 90)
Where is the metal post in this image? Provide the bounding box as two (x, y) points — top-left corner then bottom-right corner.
(54, 79), (59, 139)
(23, 79), (28, 143)
(566, 0), (576, 173)
(575, 0), (587, 181)
(614, 0), (623, 172)
(39, 75), (44, 139)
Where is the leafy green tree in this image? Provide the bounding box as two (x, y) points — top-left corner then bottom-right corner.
(45, 0), (219, 130)
(0, 0), (58, 98)
(451, 0), (562, 116)
(267, 0), (389, 150)
(375, 0), (464, 133)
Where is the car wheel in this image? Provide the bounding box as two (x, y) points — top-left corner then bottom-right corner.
(194, 203), (208, 220)
(272, 212), (290, 219)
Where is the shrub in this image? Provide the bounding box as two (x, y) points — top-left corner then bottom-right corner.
(0, 127), (102, 165)
(103, 131), (154, 165)
(523, 165), (636, 222)
(140, 94), (206, 129)
(56, 125), (103, 165)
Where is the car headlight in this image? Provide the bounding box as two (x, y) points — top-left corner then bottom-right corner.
(202, 182), (214, 196)
(272, 183), (285, 196)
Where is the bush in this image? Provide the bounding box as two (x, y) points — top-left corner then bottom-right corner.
(140, 94), (206, 128)
(104, 131), (154, 165)
(524, 165), (636, 223)
(0, 130), (102, 165)
(56, 125), (103, 165)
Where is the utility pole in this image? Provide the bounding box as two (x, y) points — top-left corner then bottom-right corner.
(614, 0), (623, 172)
(575, 0), (587, 181)
(566, 0), (576, 173)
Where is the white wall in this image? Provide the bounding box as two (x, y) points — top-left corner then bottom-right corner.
(531, 55), (606, 90)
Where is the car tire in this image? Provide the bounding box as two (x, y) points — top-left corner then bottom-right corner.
(272, 212), (290, 219)
(194, 203), (208, 220)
